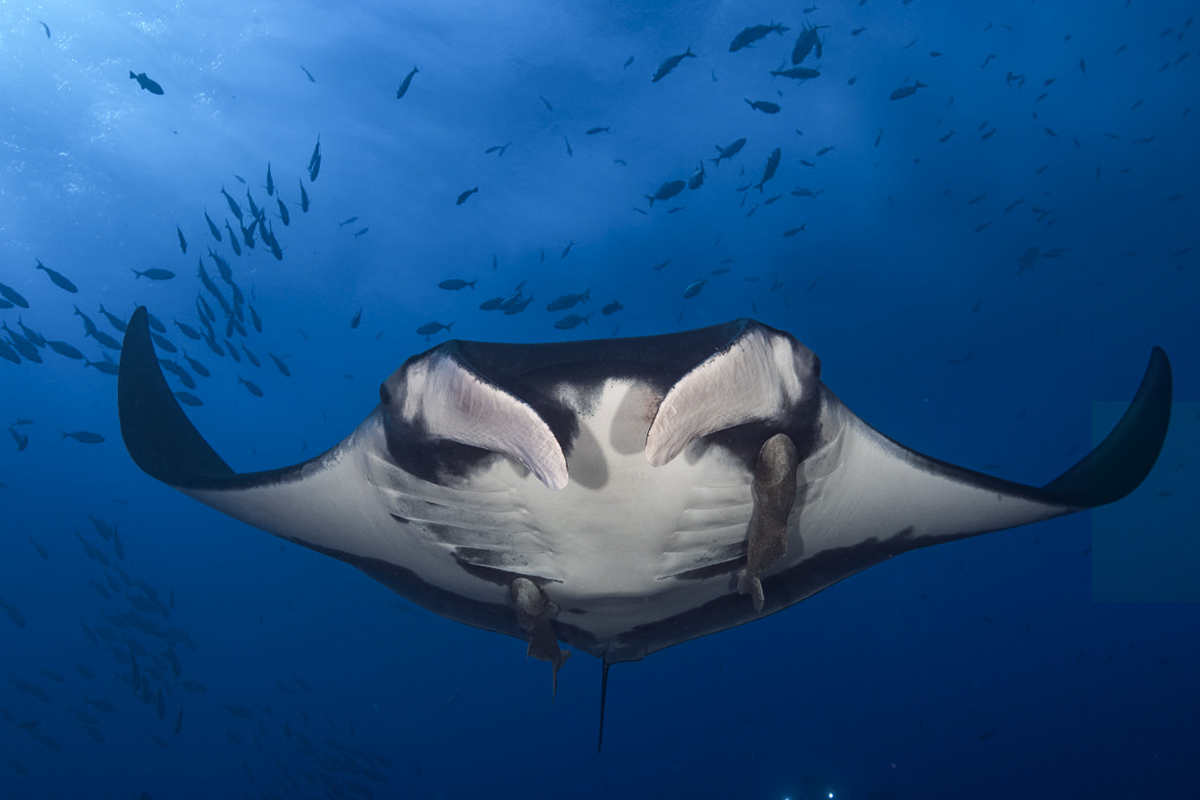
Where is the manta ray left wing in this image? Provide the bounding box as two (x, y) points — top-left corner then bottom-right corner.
(603, 328), (1171, 661)
(118, 308), (1171, 674)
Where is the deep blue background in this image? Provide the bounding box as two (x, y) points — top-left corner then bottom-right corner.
(1, 1), (1197, 797)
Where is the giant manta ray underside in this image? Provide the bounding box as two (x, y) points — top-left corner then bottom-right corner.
(118, 309), (1171, 739)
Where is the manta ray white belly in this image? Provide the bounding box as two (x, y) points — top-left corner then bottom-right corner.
(118, 309), (1172, 678)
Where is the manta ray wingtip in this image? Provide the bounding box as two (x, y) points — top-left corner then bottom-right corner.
(1043, 346), (1172, 507)
(118, 305), (233, 487)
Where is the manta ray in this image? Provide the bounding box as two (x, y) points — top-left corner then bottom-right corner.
(118, 309), (1170, 744)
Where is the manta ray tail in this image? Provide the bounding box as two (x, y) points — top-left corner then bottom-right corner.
(598, 661), (611, 754)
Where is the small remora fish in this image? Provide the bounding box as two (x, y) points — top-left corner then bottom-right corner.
(129, 71), (164, 95)
(176, 226), (187, 254)
(395, 66), (418, 99)
(652, 47), (696, 82)
(438, 278), (477, 291)
(683, 279), (707, 299)
(601, 300), (623, 315)
(890, 80), (928, 100)
(455, 187), (478, 205)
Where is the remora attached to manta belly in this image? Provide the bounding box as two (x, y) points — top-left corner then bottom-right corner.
(117, 308), (1171, 685)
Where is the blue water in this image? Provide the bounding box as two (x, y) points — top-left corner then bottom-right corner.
(2, 1), (1198, 797)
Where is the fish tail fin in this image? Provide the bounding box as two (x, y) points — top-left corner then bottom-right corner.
(644, 195), (655, 207)
(129, 71), (136, 79)
(685, 46), (694, 56)
(743, 98), (753, 107)
(131, 269), (142, 279)
(916, 80), (928, 88)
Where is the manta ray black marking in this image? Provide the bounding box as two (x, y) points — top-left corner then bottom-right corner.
(118, 309), (1170, 741)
